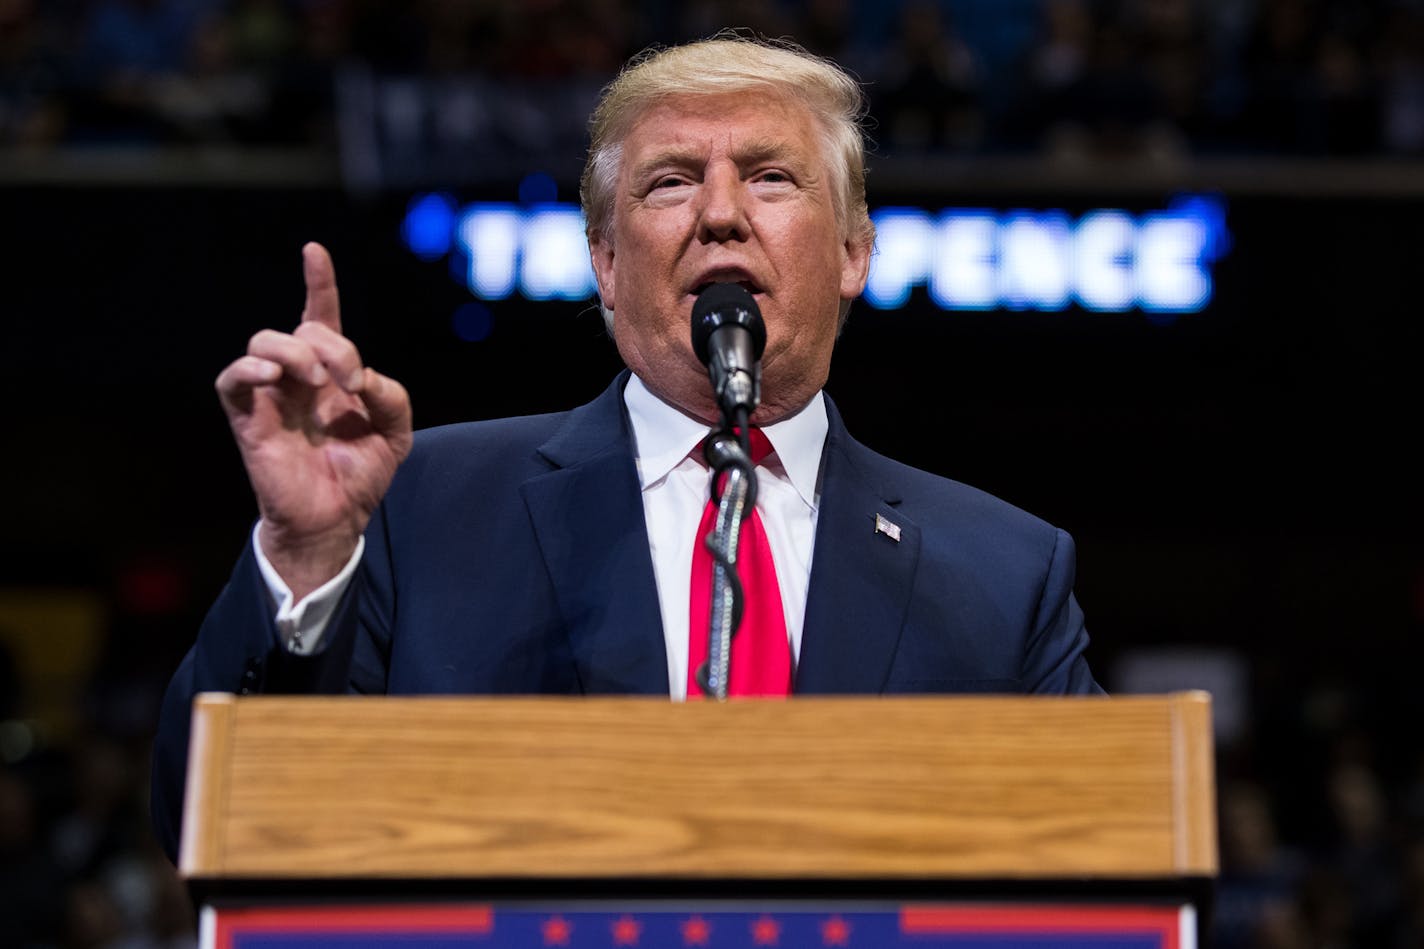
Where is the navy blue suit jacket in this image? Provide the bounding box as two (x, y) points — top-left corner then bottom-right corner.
(152, 373), (1101, 858)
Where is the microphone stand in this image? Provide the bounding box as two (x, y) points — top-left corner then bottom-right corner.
(694, 409), (758, 700)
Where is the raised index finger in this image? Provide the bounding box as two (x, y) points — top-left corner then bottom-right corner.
(300, 241), (342, 333)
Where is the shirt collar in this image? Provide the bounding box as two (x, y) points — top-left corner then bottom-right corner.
(624, 374), (828, 510)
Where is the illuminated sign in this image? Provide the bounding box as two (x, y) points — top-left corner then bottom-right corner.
(401, 192), (1228, 317)
(865, 197), (1228, 313)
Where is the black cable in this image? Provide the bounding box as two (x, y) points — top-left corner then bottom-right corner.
(693, 423), (758, 697)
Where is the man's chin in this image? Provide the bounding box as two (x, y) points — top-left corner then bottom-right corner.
(633, 371), (722, 425)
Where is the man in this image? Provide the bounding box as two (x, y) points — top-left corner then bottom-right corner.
(152, 36), (1102, 861)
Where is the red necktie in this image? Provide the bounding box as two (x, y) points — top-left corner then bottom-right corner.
(687, 429), (792, 698)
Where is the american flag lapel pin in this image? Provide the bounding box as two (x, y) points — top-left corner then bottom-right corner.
(874, 513), (902, 542)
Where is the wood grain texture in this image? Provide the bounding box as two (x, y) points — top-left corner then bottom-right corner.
(179, 693), (1216, 880)
(1173, 691), (1219, 872)
(179, 693), (233, 873)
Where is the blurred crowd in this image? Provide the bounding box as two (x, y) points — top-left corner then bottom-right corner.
(1, 562), (198, 949)
(1213, 678), (1424, 949)
(2, 0), (1424, 158)
(6, 1), (1424, 948)
(0, 733), (194, 949)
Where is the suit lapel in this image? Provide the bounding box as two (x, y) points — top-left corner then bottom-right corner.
(520, 374), (670, 695)
(795, 400), (920, 694)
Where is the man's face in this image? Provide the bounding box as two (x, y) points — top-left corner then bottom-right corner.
(589, 91), (872, 424)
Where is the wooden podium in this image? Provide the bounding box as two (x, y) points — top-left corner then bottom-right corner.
(181, 692), (1217, 948)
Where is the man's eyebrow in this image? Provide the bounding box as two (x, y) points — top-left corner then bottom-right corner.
(628, 139), (807, 184)
(732, 139), (802, 167)
(628, 147), (706, 184)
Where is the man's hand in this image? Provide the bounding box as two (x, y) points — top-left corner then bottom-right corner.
(215, 243), (413, 600)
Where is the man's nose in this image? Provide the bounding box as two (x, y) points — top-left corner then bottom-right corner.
(696, 165), (749, 243)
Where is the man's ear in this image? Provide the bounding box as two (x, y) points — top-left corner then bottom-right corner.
(589, 231), (616, 311)
(839, 230), (873, 303)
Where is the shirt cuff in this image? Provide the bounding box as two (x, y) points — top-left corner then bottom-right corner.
(252, 523), (365, 656)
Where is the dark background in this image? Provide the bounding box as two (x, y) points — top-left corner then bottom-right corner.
(4, 0), (1424, 946)
(7, 183), (1421, 686)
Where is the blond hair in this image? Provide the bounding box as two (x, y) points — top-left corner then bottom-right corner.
(580, 33), (875, 252)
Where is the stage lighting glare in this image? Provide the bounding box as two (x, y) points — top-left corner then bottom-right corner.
(400, 192), (458, 261)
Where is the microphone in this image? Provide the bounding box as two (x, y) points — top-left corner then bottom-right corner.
(691, 283), (766, 421)
(690, 283), (765, 700)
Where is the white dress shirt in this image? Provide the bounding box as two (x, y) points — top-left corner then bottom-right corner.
(255, 374), (828, 698)
(623, 375), (825, 699)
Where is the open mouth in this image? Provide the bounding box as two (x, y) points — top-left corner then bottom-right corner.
(692, 279), (764, 296)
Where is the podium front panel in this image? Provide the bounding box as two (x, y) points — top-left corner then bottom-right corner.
(202, 899), (1199, 949)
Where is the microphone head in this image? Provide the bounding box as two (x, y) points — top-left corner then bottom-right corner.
(691, 283), (766, 366)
